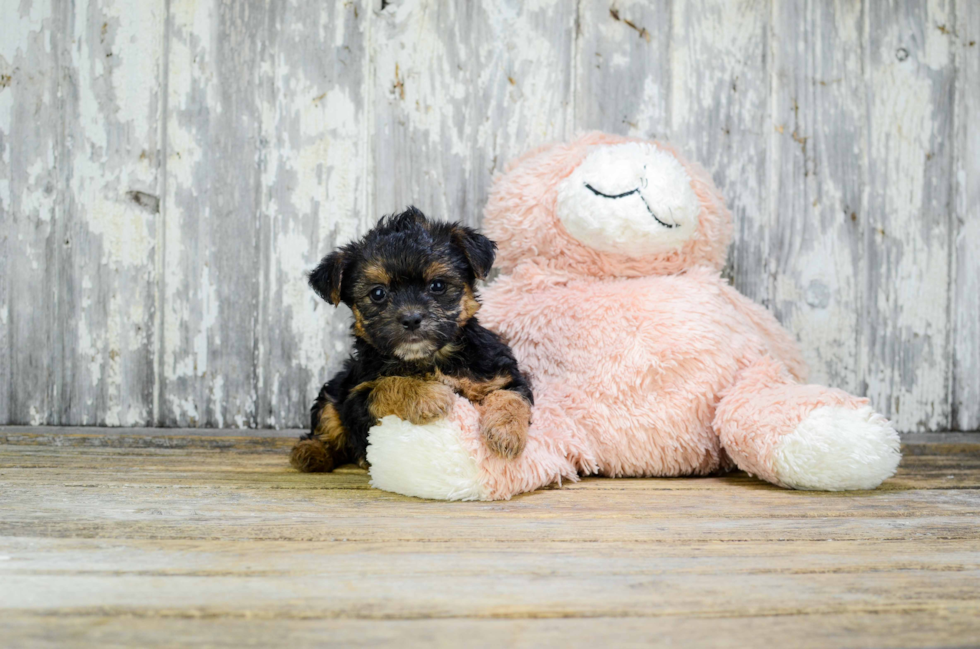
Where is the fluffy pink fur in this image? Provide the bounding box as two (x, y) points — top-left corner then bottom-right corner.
(407, 132), (895, 498)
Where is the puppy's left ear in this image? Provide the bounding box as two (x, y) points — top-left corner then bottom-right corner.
(309, 250), (348, 306)
(451, 225), (497, 280)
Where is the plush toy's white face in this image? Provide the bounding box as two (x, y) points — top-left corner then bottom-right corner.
(555, 142), (700, 257)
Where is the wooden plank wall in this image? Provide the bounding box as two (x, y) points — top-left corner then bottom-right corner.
(0, 0), (977, 432)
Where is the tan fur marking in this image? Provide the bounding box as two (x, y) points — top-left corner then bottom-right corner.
(434, 343), (461, 363)
(363, 262), (390, 285)
(425, 260), (453, 282)
(351, 380), (376, 394)
(368, 376), (455, 424)
(479, 389), (531, 459)
(290, 439), (331, 472)
(352, 306), (371, 342)
(314, 402), (347, 452)
(435, 370), (511, 403)
(290, 402), (347, 473)
(457, 285), (481, 325)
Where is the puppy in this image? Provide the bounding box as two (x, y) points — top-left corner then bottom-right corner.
(290, 207), (533, 473)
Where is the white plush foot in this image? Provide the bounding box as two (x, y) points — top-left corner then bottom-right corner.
(366, 416), (490, 501)
(772, 406), (901, 491)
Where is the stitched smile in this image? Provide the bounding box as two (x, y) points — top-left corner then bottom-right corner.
(583, 183), (677, 229)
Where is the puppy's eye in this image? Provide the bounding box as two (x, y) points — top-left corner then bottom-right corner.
(428, 279), (447, 294)
(369, 286), (387, 303)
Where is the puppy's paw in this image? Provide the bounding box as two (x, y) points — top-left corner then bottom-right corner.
(480, 390), (531, 459)
(369, 376), (455, 424)
(405, 383), (456, 424)
(290, 438), (335, 473)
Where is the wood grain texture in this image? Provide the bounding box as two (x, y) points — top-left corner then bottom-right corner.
(372, 0), (575, 225)
(0, 430), (979, 647)
(2, 0), (70, 425)
(863, 0), (956, 432)
(161, 0), (268, 427)
(0, 0), (59, 426)
(768, 0), (865, 394)
(68, 0), (165, 427)
(1, 0), (978, 431)
(4, 613), (980, 649)
(953, 4), (980, 431)
(573, 0), (670, 139)
(668, 0), (770, 304)
(255, 0), (372, 429)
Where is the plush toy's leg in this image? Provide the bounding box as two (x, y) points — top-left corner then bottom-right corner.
(366, 389), (589, 501)
(713, 356), (901, 490)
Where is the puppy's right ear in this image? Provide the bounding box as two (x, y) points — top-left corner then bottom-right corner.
(309, 250), (347, 306)
(451, 225), (496, 280)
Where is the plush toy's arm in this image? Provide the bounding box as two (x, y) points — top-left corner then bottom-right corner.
(719, 283), (808, 382)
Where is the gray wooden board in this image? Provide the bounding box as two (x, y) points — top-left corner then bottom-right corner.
(1, 0), (978, 431)
(953, 2), (980, 432)
(769, 0), (865, 397)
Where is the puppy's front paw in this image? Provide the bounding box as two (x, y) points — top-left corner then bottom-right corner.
(480, 390), (531, 459)
(405, 382), (455, 424)
(290, 439), (335, 473)
(369, 376), (455, 424)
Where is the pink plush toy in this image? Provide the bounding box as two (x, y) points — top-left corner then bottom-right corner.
(366, 132), (901, 500)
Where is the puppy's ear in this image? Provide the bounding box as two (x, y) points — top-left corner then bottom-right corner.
(451, 225), (497, 280)
(309, 250), (347, 306)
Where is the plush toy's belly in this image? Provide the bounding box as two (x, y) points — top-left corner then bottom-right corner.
(481, 274), (762, 477)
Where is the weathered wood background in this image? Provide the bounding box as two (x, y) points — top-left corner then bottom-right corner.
(0, 0), (977, 432)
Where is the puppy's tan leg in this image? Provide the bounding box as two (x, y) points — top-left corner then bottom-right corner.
(368, 376), (455, 425)
(290, 402), (347, 473)
(479, 389), (531, 459)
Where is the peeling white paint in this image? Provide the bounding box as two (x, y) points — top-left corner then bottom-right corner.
(921, 0), (952, 70)
(102, 0), (163, 137)
(0, 0), (51, 62)
(2, 0), (977, 431)
(193, 264), (218, 378)
(19, 157), (55, 222)
(763, 0), (865, 397)
(864, 2), (952, 430)
(211, 375), (224, 428)
(84, 194), (156, 268)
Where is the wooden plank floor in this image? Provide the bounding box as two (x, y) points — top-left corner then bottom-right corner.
(1, 428), (979, 648)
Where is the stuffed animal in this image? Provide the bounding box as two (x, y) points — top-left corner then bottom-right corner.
(365, 132), (901, 501)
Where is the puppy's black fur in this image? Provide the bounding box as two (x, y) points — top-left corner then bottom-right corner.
(290, 207), (533, 473)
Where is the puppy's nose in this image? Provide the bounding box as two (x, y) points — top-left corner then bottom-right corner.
(398, 311), (423, 331)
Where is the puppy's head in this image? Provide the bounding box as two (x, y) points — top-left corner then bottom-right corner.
(310, 207), (495, 362)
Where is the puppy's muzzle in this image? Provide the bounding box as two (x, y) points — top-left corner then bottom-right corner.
(398, 310), (424, 331)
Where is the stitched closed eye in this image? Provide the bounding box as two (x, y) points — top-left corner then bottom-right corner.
(582, 182), (678, 229)
(583, 183), (639, 200)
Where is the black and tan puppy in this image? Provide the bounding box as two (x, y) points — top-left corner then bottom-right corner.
(290, 207), (533, 473)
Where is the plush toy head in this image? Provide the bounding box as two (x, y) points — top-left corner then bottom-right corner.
(484, 132), (733, 277)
